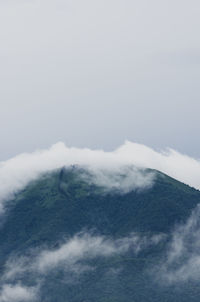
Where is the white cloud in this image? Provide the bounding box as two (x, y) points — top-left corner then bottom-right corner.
(35, 232), (161, 273)
(155, 204), (200, 283)
(1, 141), (200, 211)
(3, 231), (163, 281)
(1, 231), (163, 301)
(0, 284), (36, 302)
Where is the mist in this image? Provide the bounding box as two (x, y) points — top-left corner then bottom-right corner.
(1, 231), (163, 302)
(156, 204), (200, 284)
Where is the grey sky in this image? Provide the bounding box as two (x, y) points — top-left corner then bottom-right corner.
(0, 0), (200, 160)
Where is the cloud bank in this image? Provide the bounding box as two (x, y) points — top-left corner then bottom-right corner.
(0, 141), (200, 211)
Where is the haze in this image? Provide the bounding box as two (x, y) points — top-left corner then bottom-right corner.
(0, 0), (200, 160)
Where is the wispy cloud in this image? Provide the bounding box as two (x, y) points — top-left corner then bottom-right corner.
(155, 204), (200, 284)
(1, 231), (163, 301)
(4, 232), (162, 279)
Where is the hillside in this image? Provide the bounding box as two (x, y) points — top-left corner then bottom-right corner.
(0, 166), (200, 302)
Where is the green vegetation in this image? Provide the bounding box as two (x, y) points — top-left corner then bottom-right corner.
(1, 166), (200, 301)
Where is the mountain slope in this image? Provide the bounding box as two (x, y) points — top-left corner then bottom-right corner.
(0, 166), (200, 302)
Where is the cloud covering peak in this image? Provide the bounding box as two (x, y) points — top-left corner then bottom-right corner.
(0, 141), (200, 211)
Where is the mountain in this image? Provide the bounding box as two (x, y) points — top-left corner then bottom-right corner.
(0, 166), (200, 302)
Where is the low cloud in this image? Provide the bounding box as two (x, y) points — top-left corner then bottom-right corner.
(1, 141), (200, 211)
(0, 284), (37, 302)
(1, 231), (163, 301)
(155, 204), (200, 284)
(4, 232), (162, 279)
(82, 165), (154, 194)
(35, 232), (164, 273)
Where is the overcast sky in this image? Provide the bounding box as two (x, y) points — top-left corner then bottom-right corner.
(0, 0), (200, 160)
